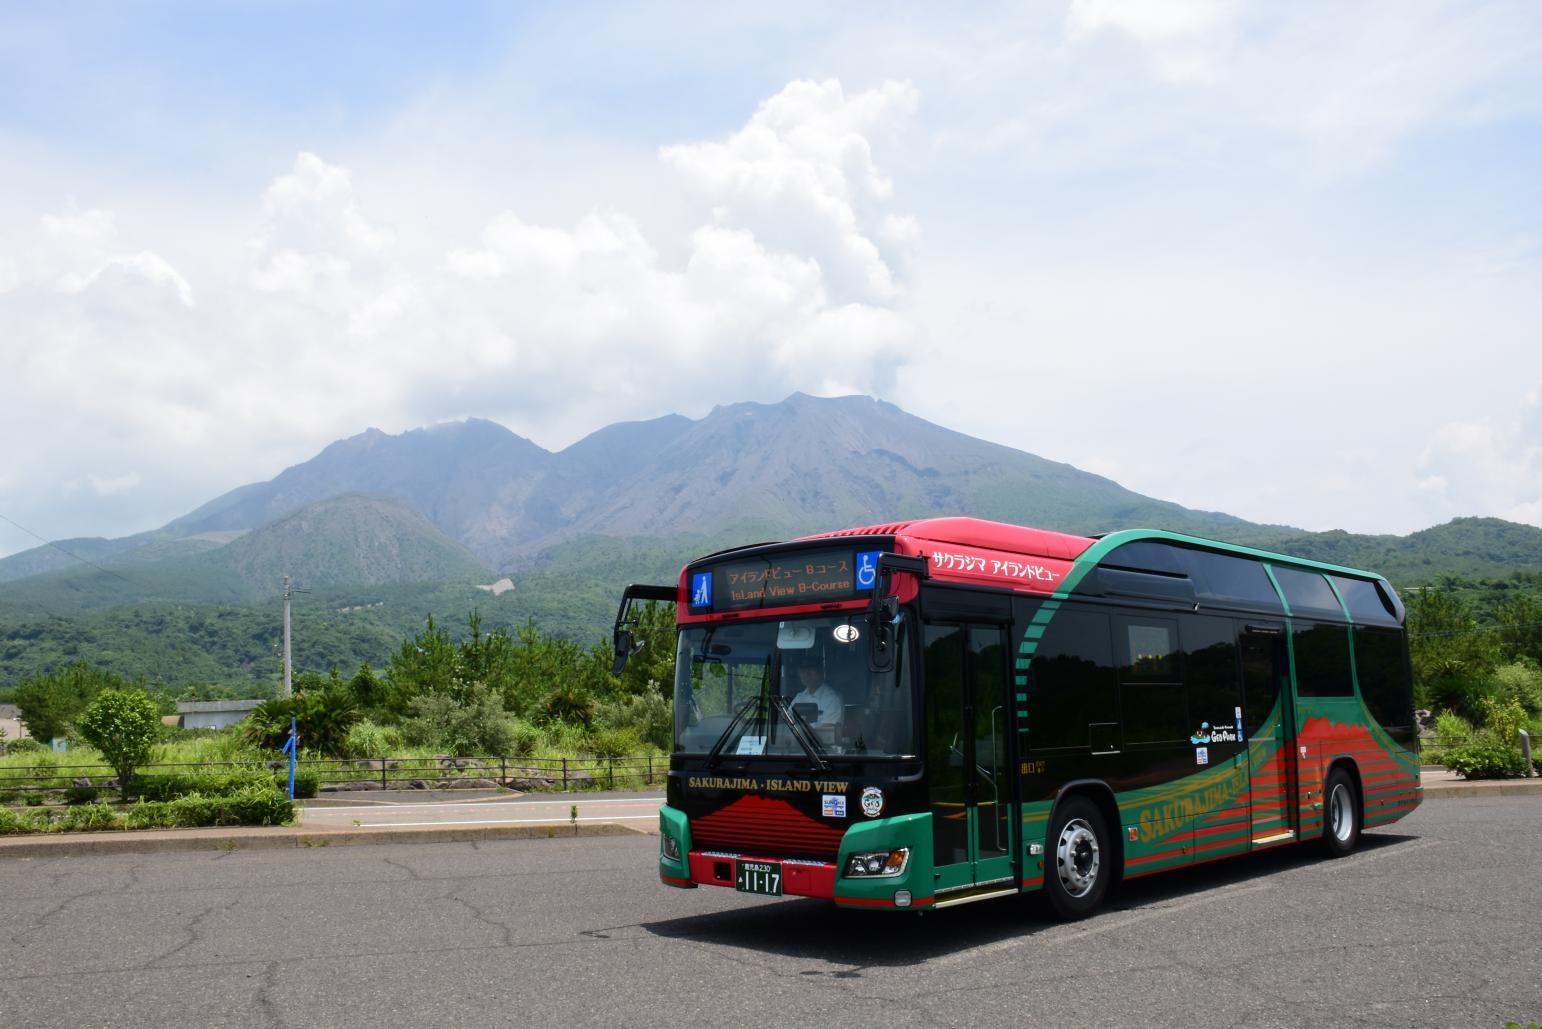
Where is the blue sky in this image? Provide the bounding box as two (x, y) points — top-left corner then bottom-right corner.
(2, 1), (1540, 559)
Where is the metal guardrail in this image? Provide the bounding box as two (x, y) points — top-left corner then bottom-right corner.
(0, 754), (668, 794)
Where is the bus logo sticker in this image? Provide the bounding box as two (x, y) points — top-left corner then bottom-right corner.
(1195, 746), (1210, 766)
(855, 551), (881, 590)
(860, 787), (885, 818)
(1235, 706), (1244, 742)
(1189, 722), (1212, 745)
(833, 624), (860, 644)
(822, 794), (847, 818)
(691, 572), (712, 608)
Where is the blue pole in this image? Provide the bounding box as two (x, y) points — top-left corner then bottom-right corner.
(287, 716), (297, 800)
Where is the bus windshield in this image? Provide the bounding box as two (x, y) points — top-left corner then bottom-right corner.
(673, 613), (915, 759)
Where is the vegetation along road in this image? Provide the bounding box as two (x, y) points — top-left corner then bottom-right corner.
(2, 796), (1537, 1027)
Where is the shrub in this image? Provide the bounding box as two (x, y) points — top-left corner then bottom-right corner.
(0, 806), (55, 834)
(342, 720), (404, 759)
(509, 720), (542, 758)
(1492, 660), (1542, 715)
(244, 689), (361, 755)
(64, 785), (100, 805)
(130, 767), (275, 801)
(541, 685), (596, 728)
(1444, 740), (1529, 779)
(77, 687), (163, 801)
(1481, 696), (1528, 745)
(58, 802), (118, 832)
(596, 692), (672, 751)
(4, 737), (47, 756)
(125, 787), (293, 829)
(588, 727), (642, 759)
(402, 683), (514, 756)
(289, 767), (320, 799)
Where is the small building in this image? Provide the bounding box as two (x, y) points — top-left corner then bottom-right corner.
(176, 699), (264, 730)
(0, 702), (25, 742)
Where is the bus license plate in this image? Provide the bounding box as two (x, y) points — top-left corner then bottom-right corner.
(735, 860), (782, 896)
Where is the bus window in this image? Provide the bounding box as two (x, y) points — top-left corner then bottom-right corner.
(1187, 551), (1283, 614)
(1292, 621), (1354, 697)
(1353, 626), (1413, 738)
(1117, 616), (1187, 744)
(1272, 567), (1345, 621)
(1025, 608), (1116, 753)
(1181, 616), (1240, 734)
(1332, 576), (1401, 628)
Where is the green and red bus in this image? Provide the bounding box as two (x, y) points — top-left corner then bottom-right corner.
(612, 517), (1420, 918)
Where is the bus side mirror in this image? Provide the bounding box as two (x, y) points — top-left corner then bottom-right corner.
(611, 629), (636, 676)
(867, 596), (898, 673)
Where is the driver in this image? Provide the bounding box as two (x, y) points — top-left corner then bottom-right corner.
(786, 653), (841, 727)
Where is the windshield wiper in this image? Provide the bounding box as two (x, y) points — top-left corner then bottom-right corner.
(769, 693), (830, 773)
(704, 694), (764, 769)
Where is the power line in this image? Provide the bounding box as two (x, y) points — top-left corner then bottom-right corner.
(0, 510), (134, 584)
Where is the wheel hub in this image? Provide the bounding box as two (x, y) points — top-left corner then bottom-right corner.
(1056, 818), (1101, 898)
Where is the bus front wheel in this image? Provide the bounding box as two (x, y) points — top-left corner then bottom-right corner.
(1043, 796), (1110, 920)
(1320, 768), (1360, 858)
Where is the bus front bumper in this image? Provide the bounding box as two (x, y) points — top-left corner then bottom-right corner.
(658, 804), (935, 910)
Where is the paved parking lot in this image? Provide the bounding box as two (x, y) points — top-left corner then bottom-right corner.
(1, 796), (1537, 1027)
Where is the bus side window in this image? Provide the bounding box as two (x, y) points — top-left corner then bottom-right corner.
(1117, 615), (1187, 744)
(1292, 621), (1354, 697)
(1025, 608), (1116, 753)
(1181, 616), (1240, 734)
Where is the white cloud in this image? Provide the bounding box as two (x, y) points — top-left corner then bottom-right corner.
(661, 79), (918, 304)
(41, 207), (116, 243)
(60, 251), (195, 308)
(1066, 0), (1239, 83)
(249, 152), (393, 294)
(1417, 386), (1542, 528)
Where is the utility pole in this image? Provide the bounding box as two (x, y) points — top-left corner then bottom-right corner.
(281, 575), (309, 699)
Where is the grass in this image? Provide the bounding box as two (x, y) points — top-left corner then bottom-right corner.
(0, 723), (669, 795)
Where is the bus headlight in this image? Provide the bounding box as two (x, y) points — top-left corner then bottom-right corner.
(660, 833), (681, 861)
(844, 848), (909, 878)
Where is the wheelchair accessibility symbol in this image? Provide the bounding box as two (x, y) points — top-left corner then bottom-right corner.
(855, 551), (880, 590)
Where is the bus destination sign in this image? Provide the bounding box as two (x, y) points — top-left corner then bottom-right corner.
(697, 549), (882, 611)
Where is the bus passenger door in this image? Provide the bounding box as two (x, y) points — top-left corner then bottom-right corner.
(924, 622), (1015, 895)
(1239, 624), (1295, 845)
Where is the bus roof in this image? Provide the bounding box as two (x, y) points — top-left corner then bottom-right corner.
(799, 516), (1387, 582)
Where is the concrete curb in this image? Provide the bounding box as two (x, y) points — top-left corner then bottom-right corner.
(0, 820), (646, 860)
(1420, 779), (1542, 800)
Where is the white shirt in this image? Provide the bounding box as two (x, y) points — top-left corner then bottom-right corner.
(790, 682), (842, 726)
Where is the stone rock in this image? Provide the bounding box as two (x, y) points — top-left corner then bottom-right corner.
(319, 781), (370, 792)
(72, 777), (92, 788)
(409, 778), (430, 789)
(448, 778), (499, 790)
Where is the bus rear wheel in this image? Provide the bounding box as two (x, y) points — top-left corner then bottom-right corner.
(1043, 796), (1110, 920)
(1320, 768), (1360, 858)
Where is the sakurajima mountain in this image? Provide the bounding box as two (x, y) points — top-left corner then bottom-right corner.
(3, 393), (1541, 684)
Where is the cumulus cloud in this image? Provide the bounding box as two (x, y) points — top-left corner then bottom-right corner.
(661, 79), (918, 304)
(1417, 384), (1542, 528)
(249, 151), (393, 293)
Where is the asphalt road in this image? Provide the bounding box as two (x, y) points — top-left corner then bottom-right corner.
(2, 797), (1538, 1028)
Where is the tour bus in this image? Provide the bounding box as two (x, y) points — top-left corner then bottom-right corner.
(611, 517), (1420, 918)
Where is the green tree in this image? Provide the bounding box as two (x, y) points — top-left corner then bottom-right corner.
(14, 662), (125, 742)
(613, 601), (678, 700)
(77, 687), (162, 800)
(1407, 588), (1499, 719)
(384, 615), (459, 710)
(1495, 594), (1542, 664)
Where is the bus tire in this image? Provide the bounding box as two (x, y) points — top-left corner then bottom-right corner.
(1043, 796), (1110, 920)
(1320, 767), (1360, 858)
